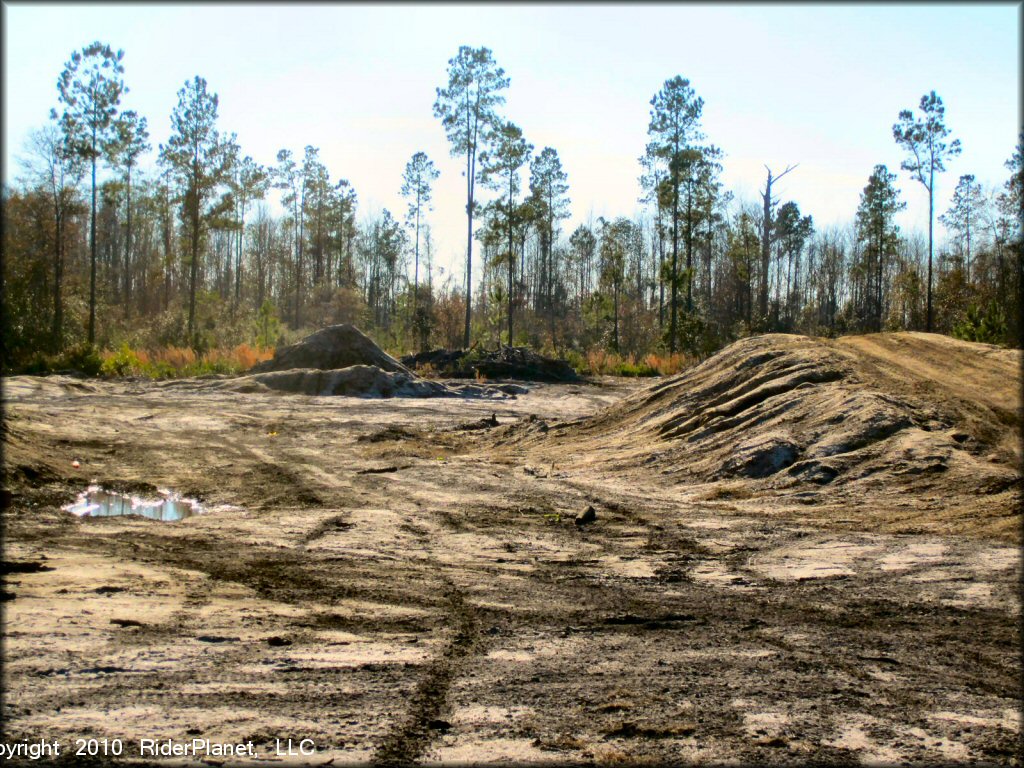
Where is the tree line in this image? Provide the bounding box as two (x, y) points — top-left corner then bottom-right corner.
(3, 42), (1021, 373)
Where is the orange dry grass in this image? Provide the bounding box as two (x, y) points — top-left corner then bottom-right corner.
(586, 348), (694, 376)
(643, 352), (691, 376)
(232, 342), (274, 369)
(149, 346), (196, 369)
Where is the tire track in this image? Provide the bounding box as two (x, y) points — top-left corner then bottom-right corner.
(371, 580), (483, 766)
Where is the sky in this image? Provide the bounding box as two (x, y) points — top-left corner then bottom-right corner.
(2, 2), (1020, 281)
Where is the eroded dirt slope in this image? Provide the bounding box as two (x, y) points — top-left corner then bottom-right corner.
(496, 332), (1021, 541)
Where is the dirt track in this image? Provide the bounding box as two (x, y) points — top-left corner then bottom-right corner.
(2, 333), (1021, 765)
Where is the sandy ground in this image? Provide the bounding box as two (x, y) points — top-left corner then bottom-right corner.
(2, 333), (1022, 766)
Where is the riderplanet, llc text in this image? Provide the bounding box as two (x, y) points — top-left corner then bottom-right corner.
(0, 737), (317, 760)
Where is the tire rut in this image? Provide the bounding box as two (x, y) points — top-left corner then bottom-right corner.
(371, 581), (483, 767)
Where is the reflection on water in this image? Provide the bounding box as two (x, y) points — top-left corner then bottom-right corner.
(64, 486), (200, 522)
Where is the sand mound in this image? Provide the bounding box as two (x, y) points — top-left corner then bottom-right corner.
(251, 324), (410, 374)
(402, 345), (580, 382)
(498, 333), (1021, 539)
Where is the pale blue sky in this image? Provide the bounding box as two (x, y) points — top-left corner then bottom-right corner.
(3, 2), (1019, 278)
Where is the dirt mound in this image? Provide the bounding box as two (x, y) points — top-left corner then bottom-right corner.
(223, 365), (521, 399)
(238, 324), (527, 398)
(251, 324), (410, 374)
(402, 345), (580, 382)
(498, 333), (1021, 539)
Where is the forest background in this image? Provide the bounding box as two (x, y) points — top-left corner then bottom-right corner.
(3, 4), (1020, 378)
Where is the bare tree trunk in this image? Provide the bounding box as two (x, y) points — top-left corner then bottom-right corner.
(464, 144), (475, 349)
(925, 164), (935, 333)
(613, 275), (620, 352)
(88, 144), (98, 345)
(296, 185), (306, 327)
(685, 179), (694, 314)
(123, 164), (133, 320)
(506, 183), (514, 346)
(51, 206), (64, 351)
(670, 164), (680, 353)
(413, 190), (421, 318)
(759, 171), (772, 327)
(234, 194), (244, 310)
(188, 196), (200, 347)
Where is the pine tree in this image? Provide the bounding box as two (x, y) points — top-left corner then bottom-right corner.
(893, 91), (962, 332)
(159, 76), (234, 347)
(400, 151), (440, 326)
(55, 41), (125, 344)
(107, 109), (150, 313)
(434, 46), (510, 347)
(480, 121), (532, 345)
(644, 76), (706, 351)
(855, 165), (905, 331)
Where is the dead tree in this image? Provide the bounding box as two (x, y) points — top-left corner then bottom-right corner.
(758, 163), (797, 327)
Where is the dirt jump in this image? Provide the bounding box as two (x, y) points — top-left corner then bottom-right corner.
(2, 331), (1020, 765)
(498, 332), (1021, 540)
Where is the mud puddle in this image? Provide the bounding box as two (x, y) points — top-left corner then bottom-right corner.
(63, 486), (201, 522)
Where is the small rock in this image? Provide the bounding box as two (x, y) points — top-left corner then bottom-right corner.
(575, 505), (597, 526)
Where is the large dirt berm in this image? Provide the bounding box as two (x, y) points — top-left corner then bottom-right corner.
(497, 332), (1021, 539)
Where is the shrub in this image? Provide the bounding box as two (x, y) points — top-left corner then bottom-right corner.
(562, 349), (587, 374)
(101, 343), (145, 377)
(616, 358), (659, 377)
(59, 343), (103, 376)
(20, 351), (53, 375)
(953, 302), (1007, 345)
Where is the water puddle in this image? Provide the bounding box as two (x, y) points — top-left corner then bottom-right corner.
(64, 486), (201, 522)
